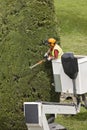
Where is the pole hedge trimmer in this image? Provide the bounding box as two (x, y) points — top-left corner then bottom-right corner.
(29, 59), (46, 69)
(13, 59), (46, 80)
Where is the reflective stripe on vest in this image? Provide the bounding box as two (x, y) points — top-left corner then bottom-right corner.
(51, 44), (63, 59)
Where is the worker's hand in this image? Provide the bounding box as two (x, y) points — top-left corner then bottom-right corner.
(47, 56), (52, 61)
(44, 53), (48, 58)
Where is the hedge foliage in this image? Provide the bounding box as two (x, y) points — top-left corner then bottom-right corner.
(0, 0), (60, 129)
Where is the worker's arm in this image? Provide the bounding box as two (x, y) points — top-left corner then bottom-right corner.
(54, 49), (59, 59)
(46, 48), (51, 55)
(44, 48), (51, 58)
(47, 49), (59, 61)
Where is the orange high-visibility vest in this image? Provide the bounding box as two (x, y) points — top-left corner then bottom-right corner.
(51, 44), (63, 59)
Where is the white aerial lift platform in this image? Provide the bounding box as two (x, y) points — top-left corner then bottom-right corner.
(24, 53), (87, 130)
(24, 102), (77, 130)
(52, 54), (87, 94)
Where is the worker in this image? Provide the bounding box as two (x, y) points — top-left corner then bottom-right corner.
(44, 38), (63, 61)
(44, 38), (63, 122)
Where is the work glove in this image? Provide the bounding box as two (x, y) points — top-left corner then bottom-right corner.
(44, 53), (48, 58)
(47, 56), (52, 61)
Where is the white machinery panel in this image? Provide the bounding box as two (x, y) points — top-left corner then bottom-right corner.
(52, 55), (87, 94)
(24, 102), (77, 130)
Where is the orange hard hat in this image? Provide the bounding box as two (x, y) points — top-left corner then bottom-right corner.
(48, 38), (56, 44)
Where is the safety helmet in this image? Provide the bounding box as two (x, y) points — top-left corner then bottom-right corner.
(48, 38), (56, 45)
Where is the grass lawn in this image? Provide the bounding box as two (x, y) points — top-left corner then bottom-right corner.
(55, 107), (87, 130)
(54, 0), (87, 54)
(54, 0), (87, 129)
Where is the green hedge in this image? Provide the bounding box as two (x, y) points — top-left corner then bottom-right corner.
(0, 0), (60, 129)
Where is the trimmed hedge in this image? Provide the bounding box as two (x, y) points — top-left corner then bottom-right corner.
(0, 0), (60, 129)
